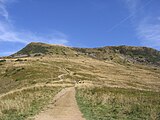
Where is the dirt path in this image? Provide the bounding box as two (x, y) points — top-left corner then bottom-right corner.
(0, 67), (73, 99)
(34, 87), (85, 120)
(0, 83), (73, 99)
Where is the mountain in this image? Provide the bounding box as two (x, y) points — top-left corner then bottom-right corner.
(12, 42), (160, 66)
(12, 42), (77, 57)
(74, 45), (160, 66)
(1, 42), (160, 119)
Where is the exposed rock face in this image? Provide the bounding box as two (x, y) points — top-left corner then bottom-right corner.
(74, 45), (160, 66)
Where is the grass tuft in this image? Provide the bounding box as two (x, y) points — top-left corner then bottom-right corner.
(76, 87), (160, 120)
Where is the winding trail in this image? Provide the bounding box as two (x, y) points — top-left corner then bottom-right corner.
(34, 87), (85, 120)
(0, 67), (72, 99)
(0, 83), (73, 99)
(0, 67), (85, 120)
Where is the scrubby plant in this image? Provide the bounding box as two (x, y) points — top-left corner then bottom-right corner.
(0, 59), (6, 62)
(15, 59), (23, 62)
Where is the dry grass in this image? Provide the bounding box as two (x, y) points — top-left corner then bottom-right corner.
(0, 86), (61, 120)
(0, 55), (160, 119)
(0, 56), (160, 93)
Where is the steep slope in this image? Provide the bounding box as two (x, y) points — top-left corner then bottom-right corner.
(74, 45), (160, 66)
(12, 42), (77, 57)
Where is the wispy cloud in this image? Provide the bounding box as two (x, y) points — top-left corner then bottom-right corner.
(0, 22), (69, 44)
(124, 0), (139, 15)
(123, 0), (160, 49)
(137, 18), (160, 47)
(0, 0), (69, 45)
(0, 0), (9, 20)
(0, 0), (17, 20)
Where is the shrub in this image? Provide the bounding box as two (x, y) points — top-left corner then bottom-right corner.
(0, 59), (6, 62)
(15, 59), (23, 62)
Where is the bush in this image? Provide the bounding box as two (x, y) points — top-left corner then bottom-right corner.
(15, 59), (23, 62)
(0, 59), (6, 62)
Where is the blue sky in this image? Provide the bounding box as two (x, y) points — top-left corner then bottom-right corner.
(0, 0), (160, 56)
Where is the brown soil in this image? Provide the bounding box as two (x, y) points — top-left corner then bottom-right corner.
(0, 83), (73, 99)
(34, 87), (85, 120)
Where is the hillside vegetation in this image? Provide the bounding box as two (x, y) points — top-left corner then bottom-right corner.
(12, 42), (160, 66)
(74, 45), (160, 66)
(12, 42), (77, 57)
(0, 42), (160, 120)
(76, 87), (160, 120)
(0, 86), (61, 120)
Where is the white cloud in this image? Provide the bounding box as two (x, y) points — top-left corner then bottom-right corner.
(0, 4), (8, 20)
(0, 22), (69, 44)
(0, 0), (69, 45)
(124, 0), (139, 15)
(123, 0), (160, 49)
(0, 0), (9, 20)
(137, 21), (160, 47)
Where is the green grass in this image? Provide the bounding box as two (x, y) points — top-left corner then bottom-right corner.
(76, 87), (160, 120)
(74, 46), (160, 66)
(14, 42), (77, 56)
(0, 55), (160, 120)
(0, 59), (63, 94)
(0, 86), (61, 120)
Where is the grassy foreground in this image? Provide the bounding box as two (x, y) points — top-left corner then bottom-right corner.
(76, 87), (160, 120)
(0, 86), (61, 120)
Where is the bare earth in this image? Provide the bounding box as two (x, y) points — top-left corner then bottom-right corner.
(34, 87), (85, 120)
(0, 83), (73, 99)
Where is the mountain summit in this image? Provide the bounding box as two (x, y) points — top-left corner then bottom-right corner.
(12, 42), (77, 57)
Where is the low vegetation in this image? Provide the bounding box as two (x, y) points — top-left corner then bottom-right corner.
(0, 58), (64, 94)
(76, 87), (160, 120)
(13, 42), (77, 57)
(74, 45), (160, 66)
(0, 86), (61, 120)
(12, 42), (160, 66)
(0, 60), (6, 63)
(0, 42), (160, 119)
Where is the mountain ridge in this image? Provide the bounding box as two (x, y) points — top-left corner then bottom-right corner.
(11, 42), (160, 66)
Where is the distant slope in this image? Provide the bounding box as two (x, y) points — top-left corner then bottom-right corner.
(74, 45), (160, 66)
(11, 42), (160, 66)
(12, 42), (77, 57)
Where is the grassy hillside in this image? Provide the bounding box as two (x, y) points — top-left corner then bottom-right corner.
(74, 45), (160, 66)
(12, 42), (77, 57)
(12, 42), (160, 66)
(76, 87), (160, 120)
(0, 86), (61, 120)
(0, 42), (160, 119)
